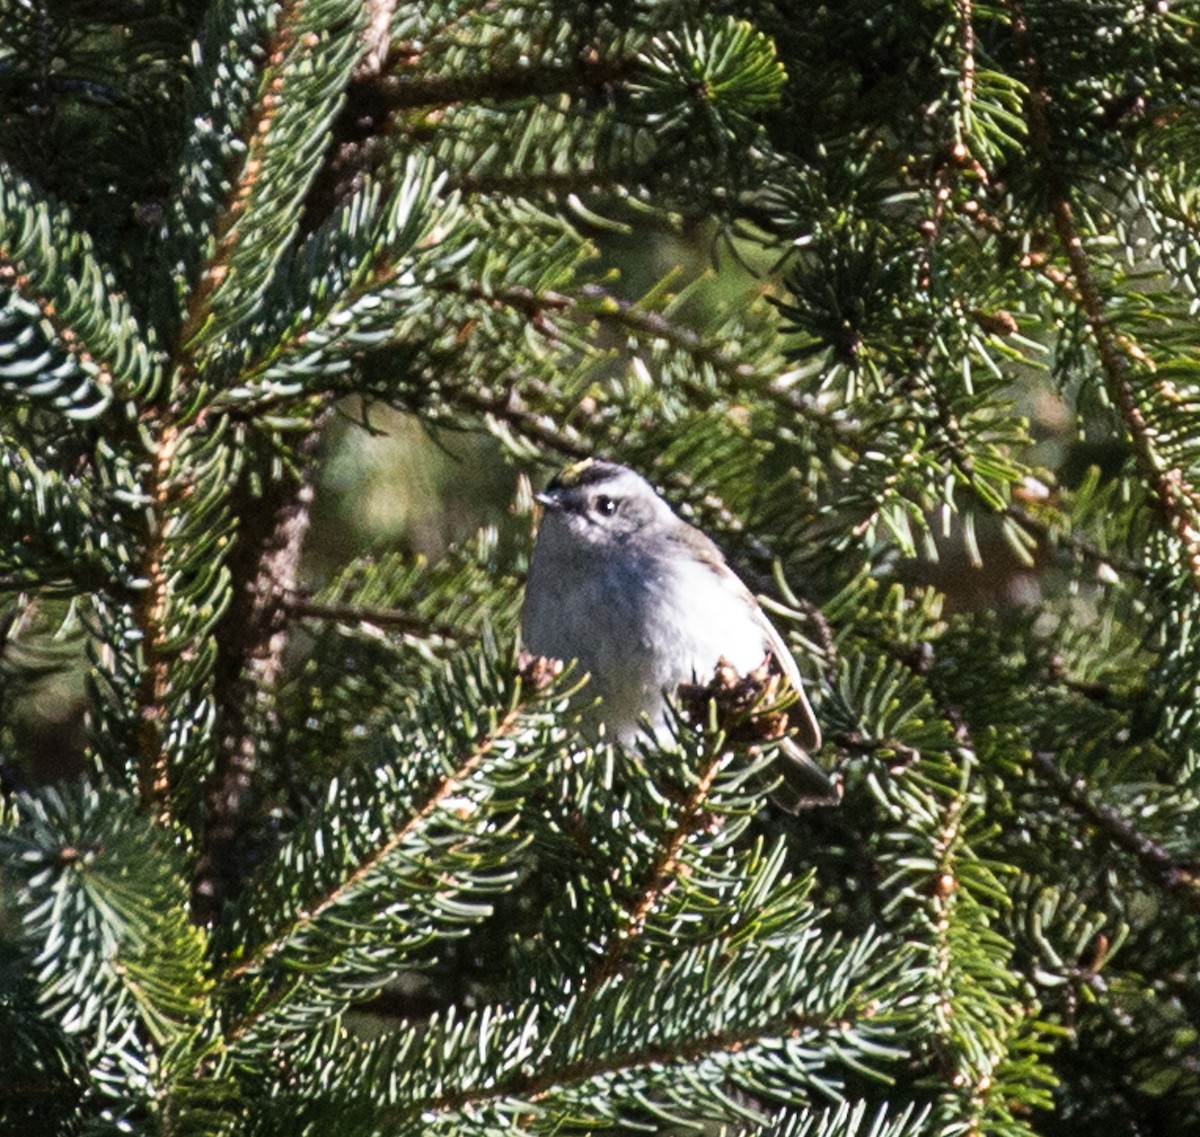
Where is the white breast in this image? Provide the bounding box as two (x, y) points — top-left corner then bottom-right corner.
(523, 519), (770, 745)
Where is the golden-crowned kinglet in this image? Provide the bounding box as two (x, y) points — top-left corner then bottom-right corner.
(521, 459), (835, 811)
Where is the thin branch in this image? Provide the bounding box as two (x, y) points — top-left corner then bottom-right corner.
(927, 742), (984, 1119)
(1007, 0), (1200, 592)
(176, 0), (303, 357)
(209, 703), (528, 1059)
(133, 423), (176, 823)
(955, 0), (976, 144)
(405, 1005), (848, 1123)
(1004, 501), (1149, 582)
(576, 284), (858, 439)
(235, 708), (522, 975)
(448, 384), (592, 461)
(1032, 751), (1200, 911)
(376, 53), (637, 112)
(282, 592), (460, 642)
(575, 744), (726, 1010)
(447, 160), (667, 199)
(444, 276), (860, 442)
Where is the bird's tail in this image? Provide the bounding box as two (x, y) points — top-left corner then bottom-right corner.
(770, 737), (840, 812)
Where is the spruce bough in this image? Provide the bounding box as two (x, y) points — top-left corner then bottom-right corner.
(2, 2), (1199, 1134)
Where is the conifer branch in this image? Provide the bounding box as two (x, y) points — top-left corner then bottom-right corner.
(224, 235), (457, 402)
(1008, 0), (1200, 592)
(300, 0), (404, 235)
(440, 281), (575, 327)
(0, 261), (122, 402)
(410, 1006), (849, 1123)
(1032, 751), (1200, 911)
(194, 0), (427, 923)
(434, 275), (855, 441)
(281, 592), (460, 641)
(574, 743), (726, 1009)
(378, 53), (638, 111)
(178, 6), (301, 353)
(215, 699), (528, 1043)
(577, 284), (853, 436)
(449, 162), (667, 199)
(448, 385), (592, 460)
(562, 276), (1049, 586)
(425, 277), (857, 456)
(188, 0), (441, 918)
(953, 201), (1158, 584)
(954, 0), (976, 155)
(909, 191), (987, 502)
(896, 40), (1152, 593)
(133, 424), (177, 824)
(304, 48), (639, 229)
(926, 746), (981, 1109)
(9, 1), (1199, 1124)
(1003, 502), (1148, 581)
(582, 284), (766, 382)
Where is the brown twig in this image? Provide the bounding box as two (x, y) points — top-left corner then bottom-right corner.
(1032, 751), (1200, 911)
(955, 0), (976, 140)
(1007, 0), (1200, 592)
(207, 702), (528, 1062)
(191, 421), (325, 925)
(177, 0), (304, 356)
(376, 54), (637, 112)
(575, 748), (726, 1010)
(403, 1006), (844, 1124)
(133, 424), (177, 824)
(282, 592), (460, 642)
(576, 284), (859, 440)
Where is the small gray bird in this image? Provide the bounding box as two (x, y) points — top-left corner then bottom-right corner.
(521, 459), (835, 811)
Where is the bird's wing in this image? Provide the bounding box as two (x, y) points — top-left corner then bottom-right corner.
(676, 525), (823, 753)
(755, 602), (822, 752)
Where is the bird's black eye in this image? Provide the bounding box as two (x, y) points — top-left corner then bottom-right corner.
(594, 494), (618, 517)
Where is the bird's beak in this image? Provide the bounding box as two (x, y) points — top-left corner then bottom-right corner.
(535, 490), (563, 511)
